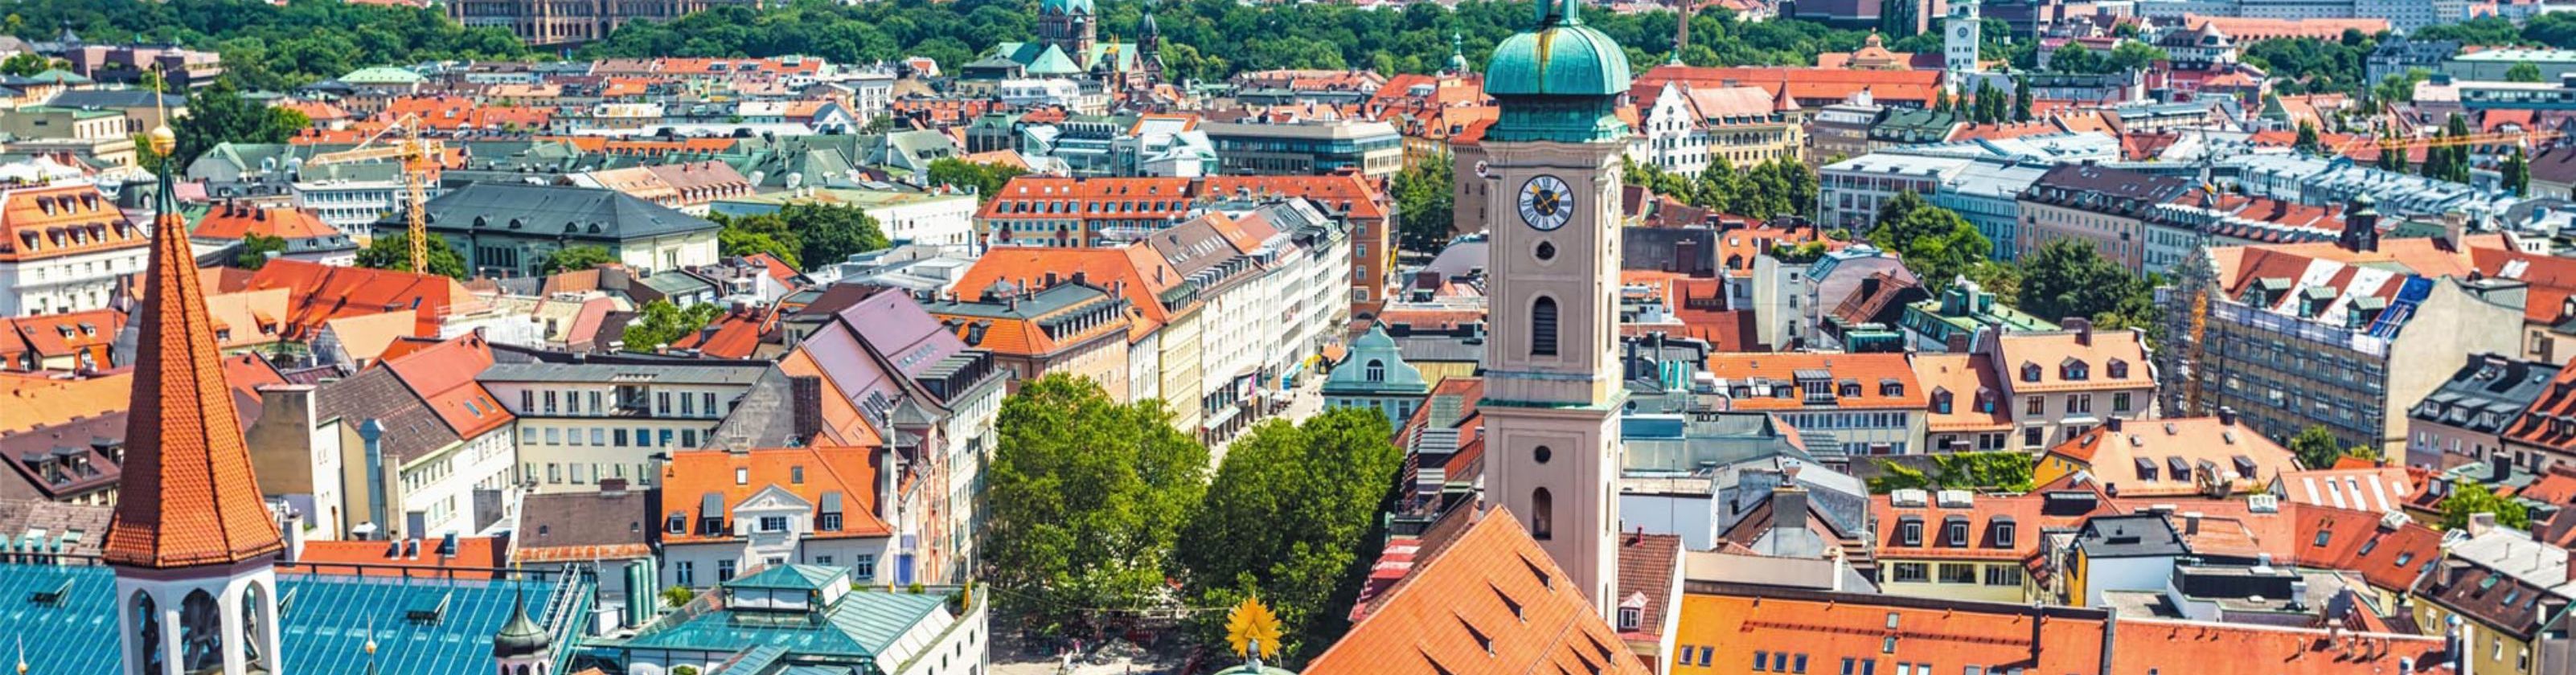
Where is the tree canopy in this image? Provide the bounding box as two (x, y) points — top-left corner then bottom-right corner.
(354, 231), (467, 280)
(1176, 408), (1401, 665)
(712, 202), (889, 272)
(1391, 157), (1454, 253)
(985, 374), (1208, 636)
(172, 78), (309, 170)
(1867, 452), (2035, 493)
(621, 300), (724, 353)
(232, 233), (286, 270)
(2017, 239), (2151, 331)
(538, 245), (616, 275)
(1868, 190), (1990, 284)
(925, 157), (1028, 204)
(0, 0), (532, 89)
(2442, 478), (2532, 531)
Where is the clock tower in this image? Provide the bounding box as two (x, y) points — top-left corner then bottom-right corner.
(1479, 0), (1631, 620)
(1945, 2), (1980, 83)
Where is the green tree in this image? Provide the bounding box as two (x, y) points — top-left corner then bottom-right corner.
(2508, 62), (2546, 83)
(2506, 145), (2533, 196)
(778, 202), (891, 268)
(537, 244), (615, 275)
(1177, 408), (1401, 665)
(2294, 121), (2322, 155)
(233, 233), (286, 270)
(0, 52), (54, 76)
(659, 586), (695, 608)
(2287, 425), (2349, 470)
(171, 78), (310, 169)
(1867, 452), (2036, 493)
(1965, 261), (2021, 306)
(1870, 192), (1988, 283)
(925, 157), (1028, 203)
(2011, 75), (2032, 122)
(354, 231), (467, 279)
(2105, 40), (2169, 72)
(2442, 478), (2533, 531)
(621, 300), (724, 353)
(719, 227), (802, 269)
(2017, 238), (2135, 325)
(1392, 156), (1455, 252)
(985, 374), (1208, 636)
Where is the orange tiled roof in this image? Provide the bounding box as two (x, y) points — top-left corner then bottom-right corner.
(103, 177), (285, 569)
(1304, 505), (1650, 675)
(191, 202), (342, 242)
(1703, 352), (1927, 411)
(378, 332), (511, 440)
(2048, 416), (2296, 497)
(229, 259), (474, 339)
(1990, 328), (2153, 394)
(0, 372), (129, 434)
(2, 308), (121, 366)
(0, 184), (142, 263)
(1912, 353), (2012, 432)
(658, 446), (892, 545)
(292, 535), (507, 579)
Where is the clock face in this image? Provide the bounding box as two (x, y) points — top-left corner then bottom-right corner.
(1957, 26), (1971, 38)
(1519, 174), (1573, 231)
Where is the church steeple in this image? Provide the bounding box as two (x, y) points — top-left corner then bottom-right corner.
(109, 71), (287, 675)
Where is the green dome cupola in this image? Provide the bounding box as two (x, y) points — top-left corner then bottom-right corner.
(1483, 0), (1631, 143)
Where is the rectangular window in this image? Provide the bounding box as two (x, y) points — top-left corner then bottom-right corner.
(675, 561), (695, 586)
(2025, 396), (2043, 415)
(682, 393), (695, 416)
(1985, 565), (2024, 587)
(717, 559), (736, 582)
(592, 428), (606, 446)
(615, 428), (630, 447)
(2113, 392), (2132, 413)
(704, 392), (719, 417)
(1892, 562), (1928, 583)
(657, 391), (671, 415)
(587, 391), (602, 415)
(520, 390), (534, 411)
(853, 554), (877, 580)
(544, 391), (558, 415)
(1938, 563), (1977, 584)
(758, 516), (789, 533)
(547, 463), (561, 484)
(1755, 651), (1770, 672)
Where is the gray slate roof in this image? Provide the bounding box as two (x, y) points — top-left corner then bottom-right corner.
(412, 182), (718, 241)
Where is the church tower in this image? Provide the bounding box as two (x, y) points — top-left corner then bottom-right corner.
(492, 589), (553, 675)
(1944, 2), (1980, 84)
(1478, 0), (1631, 620)
(1037, 0), (1099, 70)
(1138, 10), (1166, 85)
(108, 95), (289, 675)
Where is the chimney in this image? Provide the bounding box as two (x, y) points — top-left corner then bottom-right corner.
(2183, 511), (2201, 535)
(1770, 484), (1809, 537)
(2217, 406), (2238, 427)
(2106, 416), (2123, 433)
(2443, 211), (2468, 249)
(284, 510), (306, 562)
(2064, 317), (2094, 346)
(2471, 511), (2499, 537)
(790, 375), (824, 444)
(2098, 607), (2119, 675)
(1945, 332), (1971, 353)
(2493, 453), (2512, 483)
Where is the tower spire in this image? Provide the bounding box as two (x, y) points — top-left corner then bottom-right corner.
(103, 65), (285, 569)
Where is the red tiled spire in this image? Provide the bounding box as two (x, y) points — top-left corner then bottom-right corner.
(103, 145), (285, 568)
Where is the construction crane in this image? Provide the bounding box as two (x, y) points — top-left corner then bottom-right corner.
(308, 114), (444, 272)
(2328, 129), (2562, 158)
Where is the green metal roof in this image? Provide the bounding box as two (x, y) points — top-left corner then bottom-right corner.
(728, 564), (848, 591)
(617, 589), (950, 660)
(1481, 0), (1631, 143)
(1025, 45), (1083, 76)
(342, 66), (425, 84)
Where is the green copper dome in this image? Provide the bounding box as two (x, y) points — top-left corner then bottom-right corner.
(1483, 0), (1631, 143)
(1485, 27), (1629, 97)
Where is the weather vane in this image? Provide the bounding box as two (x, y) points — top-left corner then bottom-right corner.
(1225, 596), (1282, 666)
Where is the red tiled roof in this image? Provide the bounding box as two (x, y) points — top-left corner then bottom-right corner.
(378, 332), (511, 440)
(229, 259), (472, 339)
(2048, 416), (2297, 497)
(191, 202), (342, 242)
(1306, 505), (1651, 675)
(104, 182), (285, 569)
(1614, 532), (1681, 644)
(657, 446), (891, 545)
(292, 535), (507, 579)
(0, 183), (142, 264)
(1704, 352), (1927, 411)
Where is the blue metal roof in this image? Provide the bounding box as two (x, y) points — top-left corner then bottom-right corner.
(0, 563), (584, 675)
(615, 589), (949, 661)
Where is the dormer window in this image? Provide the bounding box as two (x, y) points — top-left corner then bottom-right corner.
(2021, 363), (2041, 382)
(2062, 359), (2090, 381)
(1943, 517), (1970, 546)
(1993, 520), (2016, 548)
(2108, 359), (2130, 378)
(1839, 381), (1862, 398)
(1932, 390), (1954, 414)
(1618, 607), (1642, 631)
(1898, 517), (1923, 546)
(1880, 379), (1905, 397)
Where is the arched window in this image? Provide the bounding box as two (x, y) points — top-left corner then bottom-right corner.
(1365, 359), (1384, 382)
(242, 581), (269, 672)
(132, 591), (162, 675)
(1531, 297), (1560, 356)
(516, 665), (530, 675)
(1532, 488), (1554, 541)
(180, 590), (223, 673)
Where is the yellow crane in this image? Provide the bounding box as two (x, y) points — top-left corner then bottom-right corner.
(307, 114), (444, 272)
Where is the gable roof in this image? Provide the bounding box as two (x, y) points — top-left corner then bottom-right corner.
(1304, 505), (1651, 675)
(657, 446), (891, 545)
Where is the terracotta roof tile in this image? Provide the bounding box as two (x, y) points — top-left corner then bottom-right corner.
(2047, 416), (2295, 497)
(103, 178), (285, 569)
(1306, 505), (1651, 675)
(1703, 352), (1927, 411)
(657, 446), (891, 545)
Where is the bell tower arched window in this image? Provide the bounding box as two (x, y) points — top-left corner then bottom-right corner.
(1532, 487), (1554, 540)
(1531, 296), (1560, 356)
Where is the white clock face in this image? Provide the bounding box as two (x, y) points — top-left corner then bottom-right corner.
(1519, 174), (1573, 231)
